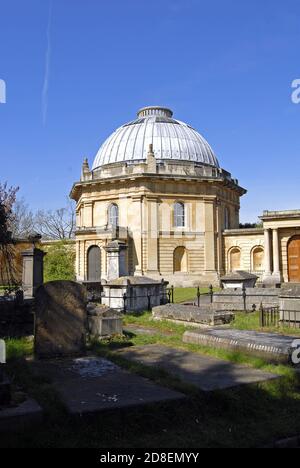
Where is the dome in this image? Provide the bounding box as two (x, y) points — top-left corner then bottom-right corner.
(92, 106), (219, 170)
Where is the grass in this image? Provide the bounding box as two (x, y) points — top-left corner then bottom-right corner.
(173, 286), (218, 304)
(232, 311), (300, 336)
(2, 307), (300, 448)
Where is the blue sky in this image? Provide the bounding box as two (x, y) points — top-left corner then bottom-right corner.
(0, 0), (299, 222)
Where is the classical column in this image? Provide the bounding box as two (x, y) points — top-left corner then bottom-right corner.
(203, 199), (219, 284)
(272, 228), (282, 283)
(146, 196), (159, 275)
(263, 229), (272, 276)
(216, 200), (224, 275)
(131, 195), (144, 275)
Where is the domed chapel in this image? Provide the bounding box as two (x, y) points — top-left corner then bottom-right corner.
(70, 106), (300, 287)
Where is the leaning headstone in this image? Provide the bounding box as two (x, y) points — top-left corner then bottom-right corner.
(34, 281), (87, 358)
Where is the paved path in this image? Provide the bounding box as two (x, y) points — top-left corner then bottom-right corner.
(183, 328), (299, 363)
(32, 356), (185, 415)
(115, 344), (279, 392)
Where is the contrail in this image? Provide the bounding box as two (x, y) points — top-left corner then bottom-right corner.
(42, 1), (53, 126)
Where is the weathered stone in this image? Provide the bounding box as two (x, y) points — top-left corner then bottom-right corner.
(116, 345), (278, 392)
(87, 304), (123, 338)
(183, 328), (298, 364)
(21, 247), (46, 298)
(220, 271), (258, 289)
(104, 240), (128, 281)
(279, 285), (300, 324)
(34, 281), (87, 358)
(152, 303), (234, 326)
(212, 287), (279, 310)
(31, 356), (185, 415)
(102, 276), (168, 312)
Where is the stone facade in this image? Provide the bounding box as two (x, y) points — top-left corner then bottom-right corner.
(71, 156), (244, 287)
(224, 211), (300, 286)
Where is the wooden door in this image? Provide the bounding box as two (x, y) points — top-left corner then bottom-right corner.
(288, 236), (300, 283)
(87, 246), (101, 282)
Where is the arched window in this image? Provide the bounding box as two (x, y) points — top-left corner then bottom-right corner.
(174, 202), (185, 228)
(252, 246), (264, 272)
(229, 247), (241, 271)
(108, 203), (119, 227)
(174, 246), (188, 273)
(224, 207), (230, 230)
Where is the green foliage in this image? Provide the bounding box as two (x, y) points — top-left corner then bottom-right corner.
(44, 242), (75, 283)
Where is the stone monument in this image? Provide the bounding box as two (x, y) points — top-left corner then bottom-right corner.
(22, 234), (46, 298)
(34, 281), (87, 358)
(104, 240), (128, 281)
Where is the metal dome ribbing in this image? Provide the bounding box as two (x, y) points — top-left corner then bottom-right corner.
(92, 106), (219, 169)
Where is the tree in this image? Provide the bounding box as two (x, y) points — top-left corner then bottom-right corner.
(10, 198), (35, 238)
(35, 201), (75, 240)
(0, 182), (19, 287)
(44, 241), (76, 283)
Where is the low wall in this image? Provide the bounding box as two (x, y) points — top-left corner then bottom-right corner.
(212, 288), (279, 311)
(0, 299), (34, 338)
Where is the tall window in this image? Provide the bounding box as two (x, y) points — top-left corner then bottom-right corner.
(174, 202), (185, 228)
(224, 207), (230, 230)
(108, 203), (119, 227)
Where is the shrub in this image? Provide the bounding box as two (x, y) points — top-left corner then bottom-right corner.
(44, 242), (75, 283)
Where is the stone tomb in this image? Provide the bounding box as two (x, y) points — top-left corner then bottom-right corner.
(152, 303), (234, 327)
(87, 303), (123, 339)
(102, 276), (168, 312)
(34, 281), (87, 358)
(280, 284), (300, 327)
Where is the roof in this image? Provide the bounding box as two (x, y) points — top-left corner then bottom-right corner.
(92, 106), (219, 169)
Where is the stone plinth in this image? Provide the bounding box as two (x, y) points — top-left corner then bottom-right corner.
(104, 240), (128, 281)
(220, 271), (258, 289)
(102, 276), (168, 312)
(21, 247), (46, 298)
(87, 304), (123, 338)
(34, 281), (87, 358)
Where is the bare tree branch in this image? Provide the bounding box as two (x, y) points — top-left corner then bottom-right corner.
(34, 201), (75, 240)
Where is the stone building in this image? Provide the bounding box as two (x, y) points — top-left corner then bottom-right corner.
(70, 106), (300, 287)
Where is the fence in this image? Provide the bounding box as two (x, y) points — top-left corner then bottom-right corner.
(259, 306), (280, 328)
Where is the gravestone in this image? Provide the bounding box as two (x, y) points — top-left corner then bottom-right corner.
(34, 281), (87, 358)
(22, 247), (46, 298)
(0, 340), (11, 405)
